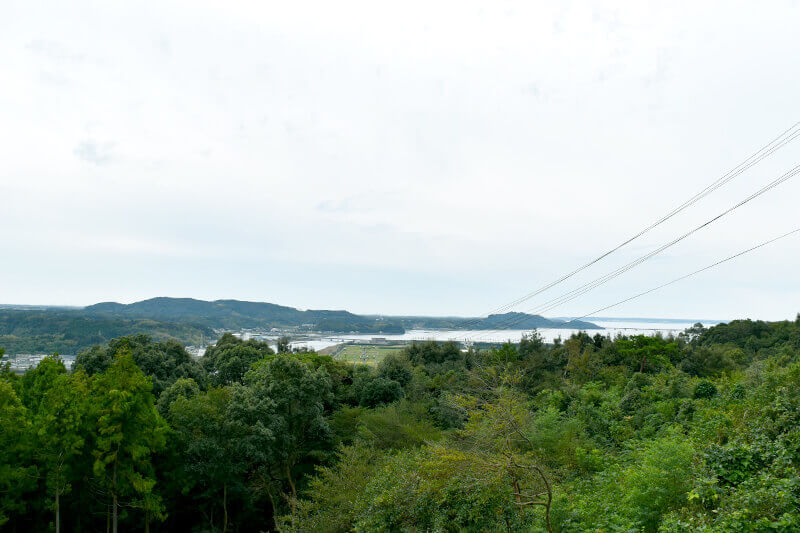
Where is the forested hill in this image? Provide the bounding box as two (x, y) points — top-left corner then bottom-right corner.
(0, 309), (213, 355)
(0, 298), (602, 354)
(85, 297), (601, 332)
(471, 312), (601, 330)
(85, 298), (406, 333)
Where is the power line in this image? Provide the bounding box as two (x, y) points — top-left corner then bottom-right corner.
(466, 161), (800, 337)
(455, 122), (800, 331)
(573, 226), (800, 320)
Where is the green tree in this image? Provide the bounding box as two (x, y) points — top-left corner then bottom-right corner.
(76, 335), (206, 395)
(156, 377), (200, 416)
(622, 436), (695, 530)
(376, 353), (413, 387)
(0, 380), (35, 526)
(276, 335), (291, 354)
(226, 384), (279, 523)
(17, 353), (67, 410)
(92, 350), (167, 533)
(357, 376), (404, 407)
(244, 355), (333, 522)
(450, 374), (554, 532)
(168, 386), (251, 533)
(203, 334), (273, 385)
(617, 335), (678, 373)
(33, 370), (92, 533)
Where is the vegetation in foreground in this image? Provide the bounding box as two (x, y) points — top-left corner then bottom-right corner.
(2, 317), (800, 531)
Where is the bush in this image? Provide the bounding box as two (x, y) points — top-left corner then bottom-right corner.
(623, 436), (695, 530)
(359, 377), (404, 408)
(694, 380), (718, 399)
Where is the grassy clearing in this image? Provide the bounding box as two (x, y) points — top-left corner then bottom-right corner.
(333, 344), (406, 366)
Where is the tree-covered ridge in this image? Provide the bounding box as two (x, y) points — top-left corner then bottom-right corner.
(0, 298), (604, 356)
(0, 310), (213, 355)
(85, 297), (406, 333)
(3, 316), (800, 531)
(84, 297), (600, 332)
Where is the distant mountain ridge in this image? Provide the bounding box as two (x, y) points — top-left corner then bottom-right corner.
(0, 309), (212, 355)
(476, 312), (602, 330)
(0, 298), (602, 355)
(85, 297), (405, 333)
(84, 297), (601, 332)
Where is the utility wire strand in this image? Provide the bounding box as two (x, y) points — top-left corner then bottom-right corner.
(573, 227), (800, 321)
(465, 162), (800, 339)
(456, 122), (800, 331)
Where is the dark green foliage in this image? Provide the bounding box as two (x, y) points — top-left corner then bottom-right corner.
(698, 318), (800, 356)
(88, 297), (408, 333)
(376, 353), (413, 387)
(167, 386), (253, 532)
(405, 340), (463, 367)
(202, 332), (273, 385)
(358, 376), (404, 407)
(75, 334), (206, 395)
(693, 379), (718, 399)
(243, 354), (333, 515)
(0, 309), (212, 355)
(276, 335), (290, 354)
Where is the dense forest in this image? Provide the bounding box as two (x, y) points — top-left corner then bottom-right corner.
(0, 310), (213, 355)
(3, 316), (800, 531)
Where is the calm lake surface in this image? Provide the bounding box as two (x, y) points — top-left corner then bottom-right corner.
(287, 319), (723, 351)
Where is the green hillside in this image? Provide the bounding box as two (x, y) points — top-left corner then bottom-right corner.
(0, 310), (213, 354)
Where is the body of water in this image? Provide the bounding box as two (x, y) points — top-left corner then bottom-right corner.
(282, 319), (721, 351)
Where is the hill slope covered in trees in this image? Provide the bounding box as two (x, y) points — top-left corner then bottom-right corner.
(2, 315), (800, 531)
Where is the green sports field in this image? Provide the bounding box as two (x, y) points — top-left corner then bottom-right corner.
(332, 344), (406, 365)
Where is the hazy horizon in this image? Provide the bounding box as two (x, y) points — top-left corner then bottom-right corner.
(0, 296), (739, 323)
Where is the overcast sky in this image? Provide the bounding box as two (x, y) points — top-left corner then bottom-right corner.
(1, 1), (799, 320)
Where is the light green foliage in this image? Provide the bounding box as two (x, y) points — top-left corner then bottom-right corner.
(355, 446), (527, 532)
(622, 436), (695, 530)
(289, 442), (384, 532)
(616, 335), (679, 373)
(334, 344), (405, 366)
(156, 376), (200, 416)
(356, 401), (442, 450)
(33, 369), (92, 531)
(0, 380), (35, 525)
(17, 353), (67, 409)
(92, 349), (168, 529)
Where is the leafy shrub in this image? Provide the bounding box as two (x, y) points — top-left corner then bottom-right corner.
(694, 380), (718, 399)
(703, 443), (763, 486)
(358, 377), (404, 408)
